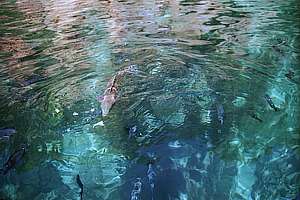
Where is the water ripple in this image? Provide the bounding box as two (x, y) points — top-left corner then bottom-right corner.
(0, 0), (299, 199)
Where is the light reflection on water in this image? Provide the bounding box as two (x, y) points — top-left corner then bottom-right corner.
(0, 0), (299, 199)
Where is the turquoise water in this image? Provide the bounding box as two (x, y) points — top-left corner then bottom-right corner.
(0, 0), (299, 199)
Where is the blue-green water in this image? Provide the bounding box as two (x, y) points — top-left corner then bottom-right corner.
(0, 0), (299, 199)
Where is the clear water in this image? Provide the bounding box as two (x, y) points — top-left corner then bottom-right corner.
(0, 0), (299, 199)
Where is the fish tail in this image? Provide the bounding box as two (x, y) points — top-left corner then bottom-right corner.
(80, 188), (83, 200)
(151, 187), (154, 200)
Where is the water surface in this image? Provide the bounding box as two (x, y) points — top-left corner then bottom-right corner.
(0, 0), (299, 199)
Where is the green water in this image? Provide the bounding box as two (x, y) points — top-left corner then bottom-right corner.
(0, 0), (299, 199)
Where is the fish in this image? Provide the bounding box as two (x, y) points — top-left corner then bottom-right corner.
(216, 104), (224, 125)
(1, 146), (26, 175)
(285, 70), (295, 80)
(265, 94), (279, 111)
(76, 174), (83, 200)
(0, 128), (16, 140)
(248, 112), (263, 122)
(147, 163), (156, 200)
(99, 75), (118, 117)
(131, 178), (142, 200)
(98, 66), (147, 117)
(271, 38), (287, 54)
(276, 38), (287, 46)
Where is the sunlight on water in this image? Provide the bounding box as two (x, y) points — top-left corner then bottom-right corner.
(0, 0), (299, 199)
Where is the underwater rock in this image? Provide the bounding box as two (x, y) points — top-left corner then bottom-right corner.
(33, 191), (57, 200)
(155, 168), (186, 199)
(1, 146), (26, 175)
(251, 147), (300, 199)
(294, 193), (300, 200)
(0, 184), (17, 200)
